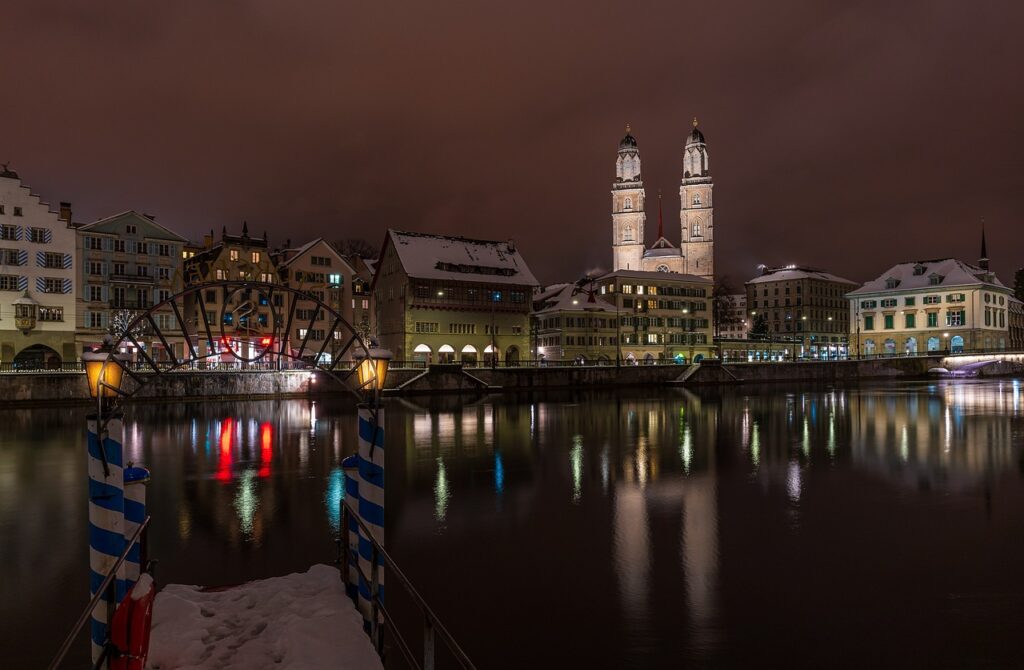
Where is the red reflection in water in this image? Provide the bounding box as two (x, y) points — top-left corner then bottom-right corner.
(259, 422), (273, 478)
(216, 418), (234, 482)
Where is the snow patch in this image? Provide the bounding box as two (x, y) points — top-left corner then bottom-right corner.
(146, 564), (382, 670)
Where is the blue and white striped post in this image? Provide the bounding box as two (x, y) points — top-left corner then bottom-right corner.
(356, 404), (385, 627)
(341, 454), (360, 600)
(86, 413), (126, 665)
(123, 465), (150, 589)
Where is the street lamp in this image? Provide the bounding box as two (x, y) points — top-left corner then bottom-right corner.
(353, 345), (393, 402)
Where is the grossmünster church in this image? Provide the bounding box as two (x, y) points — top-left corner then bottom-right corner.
(610, 119), (714, 281)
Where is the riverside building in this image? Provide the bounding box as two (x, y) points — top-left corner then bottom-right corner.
(74, 211), (187, 358)
(745, 265), (857, 360)
(373, 230), (537, 365)
(533, 282), (619, 364)
(846, 250), (1013, 356)
(0, 166), (77, 366)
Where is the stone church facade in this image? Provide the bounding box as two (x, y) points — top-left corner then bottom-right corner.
(610, 120), (714, 281)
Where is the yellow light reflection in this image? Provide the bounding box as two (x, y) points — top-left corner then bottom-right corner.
(435, 457), (450, 521)
(571, 435), (583, 503)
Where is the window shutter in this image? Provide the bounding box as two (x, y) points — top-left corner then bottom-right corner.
(14, 226), (22, 241)
(18, 276), (28, 291)
(63, 253), (72, 269)
(36, 277), (46, 292)
(36, 251), (46, 267)
(44, 229), (52, 243)
(18, 250), (27, 266)
(63, 278), (72, 294)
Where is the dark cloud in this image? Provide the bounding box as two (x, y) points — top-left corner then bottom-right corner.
(3, 1), (1023, 285)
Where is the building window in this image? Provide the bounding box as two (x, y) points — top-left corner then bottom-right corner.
(13, 207), (23, 216)
(415, 322), (439, 333)
(215, 269), (226, 280)
(114, 239), (126, 252)
(43, 277), (63, 293)
(624, 197), (632, 211)
(0, 274), (20, 290)
(864, 315), (874, 330)
(692, 221), (702, 237)
(880, 298), (897, 308)
(229, 249), (239, 261)
(905, 314), (915, 328)
(860, 300), (877, 309)
(328, 273), (341, 286)
(89, 285), (103, 301)
(0, 249), (19, 265)
(946, 310), (965, 327)
(138, 242), (148, 255)
(159, 244), (170, 257)
(623, 225), (634, 242)
(88, 312), (104, 328)
(43, 252), (64, 269)
(905, 297), (916, 306)
(38, 306), (63, 322)
(28, 227), (48, 243)
(251, 252), (261, 263)
(0, 225), (18, 241)
(86, 261), (102, 276)
(158, 267), (171, 280)
(137, 265), (149, 277)
(883, 314), (894, 329)
(361, 299), (368, 309)
(927, 312), (938, 328)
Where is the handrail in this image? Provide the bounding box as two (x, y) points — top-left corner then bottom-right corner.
(341, 500), (475, 670)
(48, 516), (151, 670)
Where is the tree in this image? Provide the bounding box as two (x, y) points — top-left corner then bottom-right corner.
(749, 313), (769, 340)
(712, 275), (739, 337)
(1014, 267), (1024, 303)
(330, 238), (379, 260)
(107, 309), (150, 341)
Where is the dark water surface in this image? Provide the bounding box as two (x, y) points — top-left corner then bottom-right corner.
(3, 381), (1024, 668)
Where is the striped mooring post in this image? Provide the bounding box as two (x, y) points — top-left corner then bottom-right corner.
(356, 404), (385, 628)
(123, 465), (151, 589)
(86, 413), (126, 665)
(341, 454), (360, 600)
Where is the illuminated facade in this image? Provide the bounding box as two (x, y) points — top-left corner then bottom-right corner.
(746, 265), (856, 360)
(373, 230), (538, 365)
(610, 120), (714, 281)
(847, 257), (1013, 356)
(533, 282), (619, 363)
(0, 167), (77, 366)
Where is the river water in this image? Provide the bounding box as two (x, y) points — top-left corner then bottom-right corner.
(2, 380), (1024, 668)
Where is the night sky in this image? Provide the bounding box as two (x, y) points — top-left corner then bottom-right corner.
(4, 1), (1023, 287)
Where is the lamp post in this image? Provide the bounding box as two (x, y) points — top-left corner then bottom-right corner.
(82, 345), (128, 666)
(350, 345), (391, 634)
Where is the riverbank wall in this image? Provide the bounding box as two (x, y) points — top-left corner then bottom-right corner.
(3, 354), (1022, 405)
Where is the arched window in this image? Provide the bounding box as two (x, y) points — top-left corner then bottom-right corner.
(624, 197), (632, 211)
(692, 220), (702, 237)
(656, 264), (669, 273)
(623, 225), (634, 242)
(692, 193), (701, 206)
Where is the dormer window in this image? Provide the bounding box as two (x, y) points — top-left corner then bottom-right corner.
(912, 264), (926, 276)
(885, 277), (900, 289)
(928, 273), (942, 286)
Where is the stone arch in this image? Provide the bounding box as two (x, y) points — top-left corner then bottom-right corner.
(461, 344), (478, 366)
(437, 344), (456, 364)
(12, 343), (62, 369)
(504, 345), (520, 366)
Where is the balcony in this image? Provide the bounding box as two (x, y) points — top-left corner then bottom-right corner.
(110, 273), (155, 284)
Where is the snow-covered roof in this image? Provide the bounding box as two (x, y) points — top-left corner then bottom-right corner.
(278, 238), (356, 273)
(747, 265), (857, 285)
(386, 230), (538, 286)
(534, 283), (571, 303)
(77, 211), (188, 242)
(847, 258), (1008, 296)
(643, 246), (681, 258)
(598, 269), (711, 284)
(533, 283), (616, 314)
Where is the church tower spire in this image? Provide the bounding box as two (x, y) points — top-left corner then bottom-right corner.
(979, 219), (989, 270)
(680, 117), (714, 280)
(611, 124), (646, 271)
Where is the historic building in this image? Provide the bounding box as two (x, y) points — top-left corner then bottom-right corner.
(717, 293), (749, 339)
(533, 282), (619, 363)
(373, 230), (537, 365)
(746, 265), (857, 359)
(1008, 296), (1024, 350)
(74, 211), (187, 357)
(0, 166), (77, 366)
(275, 238), (366, 363)
(611, 120), (714, 281)
(183, 224), (282, 362)
(846, 249), (1013, 356)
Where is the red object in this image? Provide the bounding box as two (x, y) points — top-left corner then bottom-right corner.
(110, 576), (156, 670)
(259, 336), (272, 346)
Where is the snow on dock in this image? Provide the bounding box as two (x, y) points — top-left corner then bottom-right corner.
(146, 564), (383, 670)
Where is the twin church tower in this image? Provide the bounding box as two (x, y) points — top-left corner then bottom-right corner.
(610, 119), (714, 281)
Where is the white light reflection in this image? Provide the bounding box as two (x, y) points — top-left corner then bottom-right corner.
(233, 469), (259, 539)
(900, 426), (909, 462)
(801, 418), (810, 459)
(786, 461), (801, 503)
(310, 401), (318, 436)
(750, 421), (761, 468)
(571, 435), (583, 503)
(944, 406), (952, 453)
(601, 445), (610, 494)
(435, 457), (450, 521)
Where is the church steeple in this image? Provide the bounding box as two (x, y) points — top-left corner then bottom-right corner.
(979, 219), (989, 270)
(680, 116), (714, 280)
(611, 124), (646, 271)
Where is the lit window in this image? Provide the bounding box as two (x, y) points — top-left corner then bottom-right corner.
(229, 249), (239, 261)
(251, 252), (260, 263)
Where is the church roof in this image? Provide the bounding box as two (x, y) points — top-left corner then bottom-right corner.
(618, 124), (638, 151)
(847, 258), (1008, 296)
(385, 230), (539, 287)
(686, 118), (705, 145)
(642, 246), (682, 258)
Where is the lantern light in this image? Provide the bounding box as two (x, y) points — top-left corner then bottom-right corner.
(82, 349), (127, 400)
(354, 345), (393, 393)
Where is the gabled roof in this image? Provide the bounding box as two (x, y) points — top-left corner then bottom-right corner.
(78, 211), (187, 242)
(278, 238), (356, 273)
(847, 258), (1008, 296)
(385, 229), (538, 287)
(533, 283), (616, 314)
(746, 265), (857, 285)
(598, 269), (712, 284)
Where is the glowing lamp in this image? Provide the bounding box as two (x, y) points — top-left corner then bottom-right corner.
(82, 350), (126, 399)
(260, 336), (272, 346)
(354, 346), (393, 393)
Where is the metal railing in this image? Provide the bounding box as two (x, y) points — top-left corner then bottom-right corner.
(340, 501), (475, 670)
(48, 515), (151, 670)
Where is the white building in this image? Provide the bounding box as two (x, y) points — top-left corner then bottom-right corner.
(0, 166), (77, 366)
(846, 252), (1013, 356)
(611, 119), (714, 281)
(717, 293), (748, 339)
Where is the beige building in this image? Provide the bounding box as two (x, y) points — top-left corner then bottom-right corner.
(533, 282), (619, 364)
(275, 238), (367, 363)
(183, 224), (282, 362)
(746, 265), (857, 360)
(373, 230), (537, 365)
(590, 269), (715, 363)
(611, 119), (714, 281)
(74, 211), (187, 358)
(0, 166), (78, 366)
(847, 256), (1013, 356)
